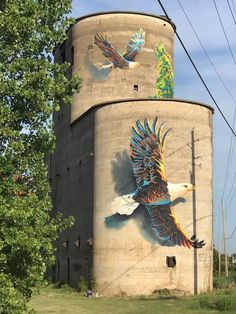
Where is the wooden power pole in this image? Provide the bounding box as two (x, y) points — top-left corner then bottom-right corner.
(221, 199), (228, 277)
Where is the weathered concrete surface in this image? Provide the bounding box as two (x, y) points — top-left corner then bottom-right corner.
(93, 99), (213, 296)
(68, 12), (175, 122)
(52, 12), (213, 296)
(50, 97), (213, 294)
(50, 104), (95, 287)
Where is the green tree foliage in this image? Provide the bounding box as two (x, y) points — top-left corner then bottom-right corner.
(213, 246), (220, 274)
(0, 0), (82, 312)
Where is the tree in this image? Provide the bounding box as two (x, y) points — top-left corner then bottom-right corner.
(0, 0), (82, 312)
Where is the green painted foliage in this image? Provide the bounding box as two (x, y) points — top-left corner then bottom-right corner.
(0, 0), (82, 312)
(154, 43), (174, 98)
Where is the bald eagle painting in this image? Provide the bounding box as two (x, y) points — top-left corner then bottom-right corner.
(111, 118), (205, 249)
(94, 29), (146, 70)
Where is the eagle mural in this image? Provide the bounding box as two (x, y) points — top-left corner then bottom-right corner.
(94, 29), (146, 70)
(111, 117), (205, 249)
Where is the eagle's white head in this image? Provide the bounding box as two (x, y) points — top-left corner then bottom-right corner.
(167, 182), (194, 201)
(129, 61), (140, 69)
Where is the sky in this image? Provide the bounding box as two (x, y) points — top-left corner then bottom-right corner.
(71, 0), (236, 254)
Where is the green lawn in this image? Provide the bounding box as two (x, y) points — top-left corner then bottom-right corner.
(30, 285), (236, 314)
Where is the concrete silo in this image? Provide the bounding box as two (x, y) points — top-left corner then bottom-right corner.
(52, 11), (213, 295)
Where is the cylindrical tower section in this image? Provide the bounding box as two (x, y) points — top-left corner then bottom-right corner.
(93, 99), (213, 296)
(71, 12), (175, 121)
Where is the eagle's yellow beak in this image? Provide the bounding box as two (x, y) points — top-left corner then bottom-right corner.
(188, 186), (195, 192)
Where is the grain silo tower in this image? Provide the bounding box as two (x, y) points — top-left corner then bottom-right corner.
(51, 11), (213, 296)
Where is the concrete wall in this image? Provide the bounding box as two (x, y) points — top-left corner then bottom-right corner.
(50, 103), (95, 286)
(52, 12), (213, 295)
(93, 99), (213, 296)
(50, 97), (213, 294)
(65, 12), (175, 121)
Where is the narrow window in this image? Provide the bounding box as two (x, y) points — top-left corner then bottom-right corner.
(134, 84), (139, 91)
(62, 239), (69, 249)
(71, 46), (74, 66)
(57, 261), (60, 281)
(166, 256), (176, 267)
(74, 236), (80, 248)
(52, 264), (56, 282)
(67, 257), (70, 285)
(59, 42), (66, 63)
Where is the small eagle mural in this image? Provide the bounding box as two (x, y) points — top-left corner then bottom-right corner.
(111, 117), (205, 249)
(94, 29), (146, 70)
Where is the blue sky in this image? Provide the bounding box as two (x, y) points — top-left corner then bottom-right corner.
(72, 0), (236, 254)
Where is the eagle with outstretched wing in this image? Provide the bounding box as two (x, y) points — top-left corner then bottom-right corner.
(111, 117), (205, 249)
(94, 29), (146, 70)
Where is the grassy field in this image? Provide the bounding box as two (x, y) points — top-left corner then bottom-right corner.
(30, 284), (236, 314)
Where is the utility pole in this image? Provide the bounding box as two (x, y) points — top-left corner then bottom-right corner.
(221, 199), (228, 277)
(218, 236), (221, 275)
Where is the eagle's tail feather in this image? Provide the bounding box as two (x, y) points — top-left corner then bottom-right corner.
(111, 194), (139, 215)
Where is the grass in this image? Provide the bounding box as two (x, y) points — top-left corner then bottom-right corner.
(30, 284), (236, 314)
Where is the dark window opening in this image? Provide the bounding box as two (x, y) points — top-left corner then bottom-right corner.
(71, 46), (74, 66)
(62, 239), (69, 249)
(57, 261), (60, 281)
(87, 235), (93, 247)
(134, 84), (139, 91)
(67, 257), (70, 285)
(61, 49), (65, 63)
(74, 236), (80, 248)
(52, 264), (56, 282)
(166, 256), (176, 267)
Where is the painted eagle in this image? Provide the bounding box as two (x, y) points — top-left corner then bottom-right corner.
(111, 118), (205, 249)
(94, 29), (146, 70)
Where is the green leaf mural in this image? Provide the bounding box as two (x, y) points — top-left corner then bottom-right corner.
(154, 43), (174, 98)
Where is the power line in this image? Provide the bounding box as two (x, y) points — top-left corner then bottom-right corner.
(177, 0), (236, 201)
(213, 0), (236, 66)
(156, 0), (236, 253)
(156, 0), (236, 137)
(225, 172), (236, 204)
(226, 181), (236, 209)
(227, 0), (236, 24)
(177, 0), (236, 107)
(211, 0), (236, 211)
(232, 0), (236, 18)
(227, 225), (236, 239)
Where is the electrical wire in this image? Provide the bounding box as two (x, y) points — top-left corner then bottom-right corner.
(232, 0), (236, 18)
(225, 172), (236, 204)
(227, 226), (236, 239)
(226, 182), (236, 209)
(156, 0), (236, 137)
(177, 0), (236, 107)
(177, 0), (236, 201)
(227, 0), (236, 24)
(211, 0), (236, 214)
(213, 0), (236, 66)
(156, 0), (236, 252)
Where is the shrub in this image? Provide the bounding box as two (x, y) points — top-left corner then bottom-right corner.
(78, 276), (88, 293)
(88, 268), (97, 291)
(0, 273), (33, 314)
(199, 294), (234, 312)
